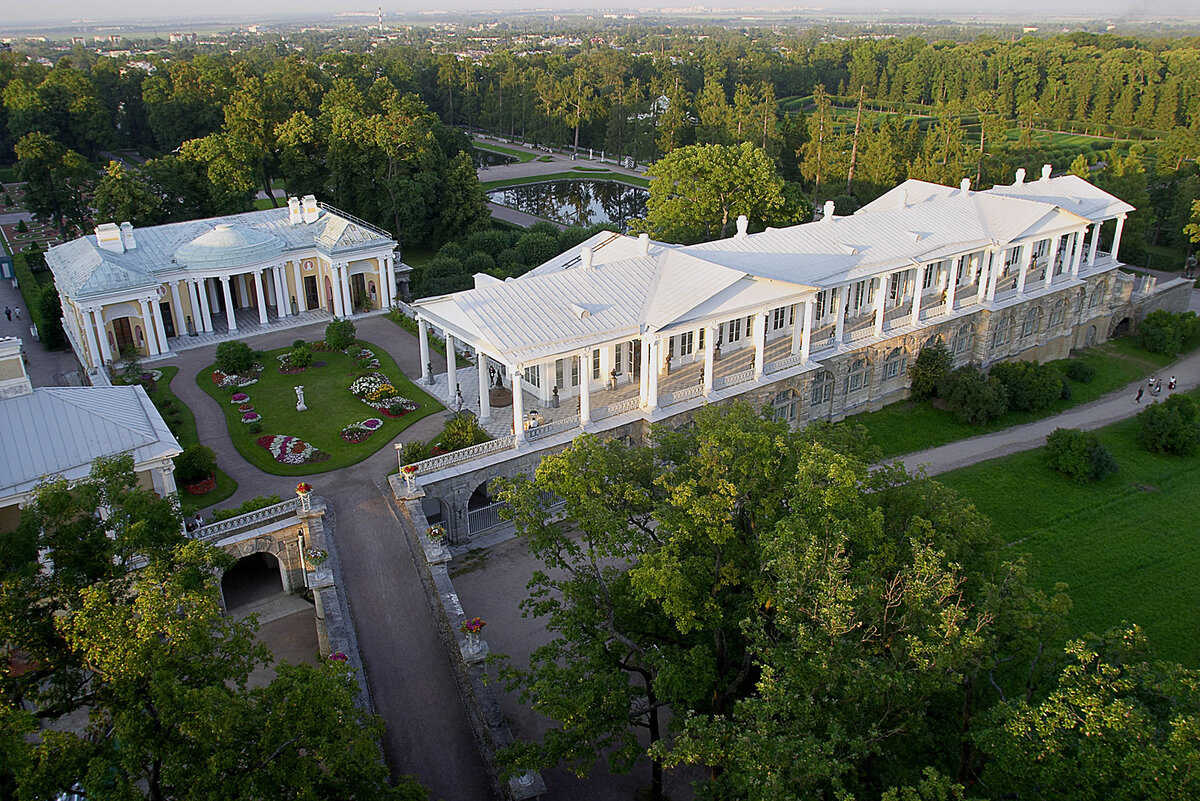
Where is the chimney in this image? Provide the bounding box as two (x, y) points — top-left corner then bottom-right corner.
(94, 222), (124, 253)
(119, 221), (136, 250)
(735, 214), (749, 238)
(1040, 164), (1052, 181)
(301, 194), (320, 224)
(1014, 168), (1026, 185)
(895, 188), (908, 209)
(638, 232), (650, 257)
(822, 200), (835, 222)
(288, 197), (302, 225)
(580, 246), (594, 270)
(960, 178), (971, 194)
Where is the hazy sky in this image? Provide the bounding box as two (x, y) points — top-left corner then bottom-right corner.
(4, 0), (1181, 26)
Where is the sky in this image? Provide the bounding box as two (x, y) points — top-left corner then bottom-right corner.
(3, 0), (1187, 27)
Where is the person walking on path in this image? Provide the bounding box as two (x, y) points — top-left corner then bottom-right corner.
(13, 307), (20, 321)
(1136, 386), (1144, 403)
(3, 306), (9, 321)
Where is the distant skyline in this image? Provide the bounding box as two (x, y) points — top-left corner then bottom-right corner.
(6, 0), (1197, 27)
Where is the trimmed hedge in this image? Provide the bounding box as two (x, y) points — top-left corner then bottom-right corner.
(989, 360), (1065, 412)
(1045, 427), (1118, 483)
(939, 366), (1009, 425)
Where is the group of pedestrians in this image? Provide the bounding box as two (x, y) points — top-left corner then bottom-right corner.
(1135, 375), (1176, 403)
(4, 305), (20, 322)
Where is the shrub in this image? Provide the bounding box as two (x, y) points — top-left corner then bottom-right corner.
(248, 422), (263, 434)
(1045, 428), (1118, 483)
(210, 494), (283, 523)
(288, 344), (313, 369)
(1136, 395), (1200, 455)
(1064, 360), (1096, 383)
(399, 440), (430, 465)
(909, 337), (952, 400)
(989, 360), (1064, 412)
(215, 340), (255, 374)
(15, 219), (27, 233)
(463, 251), (496, 275)
(292, 339), (305, 349)
(1138, 310), (1200, 356)
(36, 283), (65, 349)
(939, 366), (1009, 425)
(438, 415), (490, 452)
(463, 229), (514, 257)
(325, 318), (357, 350)
(514, 231), (559, 267)
(175, 445), (218, 485)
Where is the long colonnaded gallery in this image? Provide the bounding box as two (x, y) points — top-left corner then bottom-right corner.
(401, 168), (1191, 543)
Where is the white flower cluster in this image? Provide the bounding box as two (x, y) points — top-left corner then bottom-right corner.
(349, 372), (391, 396)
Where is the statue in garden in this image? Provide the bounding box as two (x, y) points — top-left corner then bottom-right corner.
(295, 385), (307, 412)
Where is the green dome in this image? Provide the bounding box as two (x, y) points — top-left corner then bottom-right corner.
(173, 224), (282, 270)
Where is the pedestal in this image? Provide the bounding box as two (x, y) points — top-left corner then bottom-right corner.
(460, 635), (489, 664)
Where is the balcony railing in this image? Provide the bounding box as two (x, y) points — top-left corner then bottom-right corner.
(526, 416), (581, 441)
(714, 368), (755, 390)
(765, 352), (805, 374)
(195, 498), (301, 542)
(404, 436), (516, 475)
(662, 383), (705, 406)
(594, 397), (641, 420)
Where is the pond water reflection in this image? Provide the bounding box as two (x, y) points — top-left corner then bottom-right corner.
(474, 149), (516, 168)
(486, 180), (648, 229)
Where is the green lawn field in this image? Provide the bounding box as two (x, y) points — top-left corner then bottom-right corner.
(197, 338), (444, 475)
(936, 397), (1200, 666)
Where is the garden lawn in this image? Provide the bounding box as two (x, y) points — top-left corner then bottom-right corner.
(481, 171), (650, 190)
(936, 394), (1200, 666)
(473, 141), (537, 163)
(131, 366), (238, 512)
(848, 338), (1178, 458)
(197, 339), (443, 475)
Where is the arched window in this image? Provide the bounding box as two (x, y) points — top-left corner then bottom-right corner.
(845, 358), (868, 393)
(1048, 299), (1065, 327)
(810, 371), (834, 406)
(773, 388), (799, 422)
(953, 324), (974, 355)
(1089, 282), (1107, 309)
(992, 316), (1014, 348)
(1021, 307), (1042, 339)
(883, 347), (907, 380)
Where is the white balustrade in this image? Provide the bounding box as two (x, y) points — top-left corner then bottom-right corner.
(661, 383), (706, 406)
(714, 368), (756, 390)
(526, 416), (581, 441)
(764, 352), (804, 374)
(406, 436), (516, 475)
(594, 397), (641, 419)
(919, 303), (945, 320)
(196, 498), (302, 542)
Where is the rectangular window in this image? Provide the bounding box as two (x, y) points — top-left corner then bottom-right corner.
(773, 307), (786, 330)
(789, 305), (796, 325)
(883, 360), (899, 380)
(668, 336), (675, 358)
(853, 282), (864, 310)
(815, 291), (826, 318)
(571, 355), (580, 386)
(890, 274), (899, 300)
(523, 364), (541, 388)
(923, 266), (935, 289)
(614, 344), (623, 373)
(698, 327), (705, 350)
(678, 331), (694, 357)
(729, 318), (742, 342)
(592, 349), (600, 380)
(555, 358), (564, 389)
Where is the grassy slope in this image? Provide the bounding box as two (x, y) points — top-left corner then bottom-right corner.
(473, 141), (537, 163)
(481, 171), (651, 190)
(848, 339), (1175, 458)
(196, 339), (444, 476)
(936, 394), (1200, 666)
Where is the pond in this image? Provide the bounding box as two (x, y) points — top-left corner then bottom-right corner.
(486, 180), (649, 229)
(473, 149), (516, 168)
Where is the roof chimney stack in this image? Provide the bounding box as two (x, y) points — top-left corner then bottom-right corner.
(960, 177), (971, 194)
(1040, 164), (1052, 181)
(580, 246), (594, 270)
(301, 194), (320, 224)
(822, 200), (836, 222)
(896, 188), (908, 209)
(735, 214), (749, 238)
(288, 197), (302, 225)
(1014, 168), (1026, 185)
(638, 232), (650, 257)
(94, 222), (124, 253)
(119, 221), (136, 250)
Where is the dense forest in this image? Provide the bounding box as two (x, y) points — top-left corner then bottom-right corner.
(2, 25), (1199, 266)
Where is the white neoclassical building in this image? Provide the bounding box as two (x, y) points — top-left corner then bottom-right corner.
(47, 196), (406, 371)
(402, 168), (1189, 542)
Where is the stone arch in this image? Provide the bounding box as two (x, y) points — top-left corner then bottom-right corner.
(1085, 325), (1097, 347)
(882, 346), (907, 381)
(1021, 306), (1043, 339)
(221, 551), (285, 611)
(1110, 316), (1131, 338)
(952, 322), (974, 356)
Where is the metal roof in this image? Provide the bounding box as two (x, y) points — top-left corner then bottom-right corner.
(174, 224), (283, 270)
(0, 385), (181, 500)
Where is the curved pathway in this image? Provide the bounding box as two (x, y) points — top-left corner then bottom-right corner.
(168, 317), (491, 801)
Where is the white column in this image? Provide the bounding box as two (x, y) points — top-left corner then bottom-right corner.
(293, 261), (307, 312)
(330, 265), (345, 317)
(1112, 216), (1126, 262)
(945, 256), (961, 315)
(910, 264), (926, 326)
(221, 275), (237, 332)
(339, 262), (353, 315)
(967, 252), (980, 285)
(800, 299), (814, 361)
(81, 306), (101, 368)
(1044, 234), (1062, 289)
(647, 338), (660, 410)
(160, 465), (177, 496)
(1016, 243), (1033, 295)
(273, 264), (289, 317)
(874, 274), (889, 336)
(150, 295), (170, 353)
(753, 312), (766, 380)
(418, 318), (431, 381)
(197, 279), (214, 332)
(377, 258), (390, 309)
(834, 286), (846, 345)
(512, 364), (525, 446)
(446, 333), (457, 397)
(254, 271), (269, 326)
(206, 276), (219, 311)
(168, 281), (184, 334)
(478, 353), (491, 421)
(94, 308), (113, 364)
(639, 338), (650, 404)
(986, 250), (1001, 303)
(578, 348), (591, 426)
(703, 325), (716, 396)
(1070, 229), (1085, 277)
(1088, 222), (1101, 265)
(236, 274), (248, 304)
(186, 280), (201, 333)
(139, 298), (160, 356)
(385, 255), (398, 308)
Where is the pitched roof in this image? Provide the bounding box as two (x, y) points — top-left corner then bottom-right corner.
(0, 385), (181, 500)
(47, 205), (396, 301)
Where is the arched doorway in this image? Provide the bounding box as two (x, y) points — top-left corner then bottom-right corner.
(221, 552), (285, 611)
(1111, 317), (1131, 338)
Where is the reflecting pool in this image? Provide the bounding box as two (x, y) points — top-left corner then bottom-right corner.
(486, 180), (649, 229)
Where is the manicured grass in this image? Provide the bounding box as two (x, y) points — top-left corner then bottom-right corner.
(848, 338), (1176, 458)
(481, 171), (650, 190)
(936, 393), (1200, 666)
(196, 338), (444, 476)
(128, 366), (238, 512)
(472, 141), (537, 163)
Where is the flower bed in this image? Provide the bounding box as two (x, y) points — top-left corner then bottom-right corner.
(241, 412), (262, 424)
(276, 353), (309, 374)
(256, 434), (324, 464)
(349, 372), (419, 417)
(213, 370), (259, 389)
(238, 403), (255, 412)
(340, 417), (384, 443)
(231, 393), (250, 404)
(183, 474), (217, 495)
